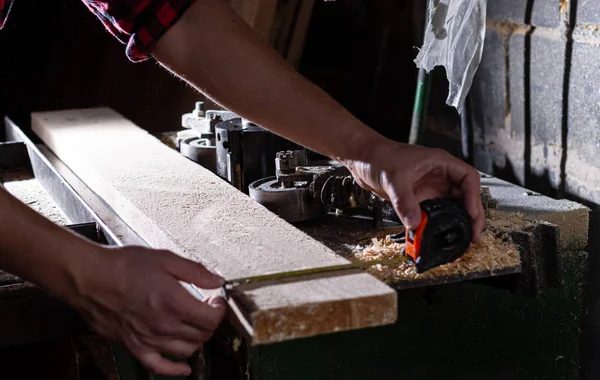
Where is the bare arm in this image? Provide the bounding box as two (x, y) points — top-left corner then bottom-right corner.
(0, 185), (89, 298)
(152, 0), (381, 164)
(152, 0), (485, 239)
(0, 185), (225, 376)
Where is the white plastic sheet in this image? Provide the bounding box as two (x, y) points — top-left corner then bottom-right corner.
(414, 0), (487, 112)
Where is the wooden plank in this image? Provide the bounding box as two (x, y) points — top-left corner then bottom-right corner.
(31, 107), (397, 345)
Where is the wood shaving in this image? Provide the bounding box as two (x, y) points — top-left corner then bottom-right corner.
(486, 209), (534, 230)
(352, 210), (524, 283)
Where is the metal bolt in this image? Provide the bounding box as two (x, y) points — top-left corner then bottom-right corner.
(276, 151), (295, 173)
(241, 118), (257, 128)
(193, 101), (205, 118)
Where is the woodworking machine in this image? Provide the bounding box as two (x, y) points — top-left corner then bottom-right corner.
(0, 108), (589, 379)
(180, 103), (399, 225)
(180, 102), (299, 191)
(175, 103), (567, 297)
(248, 152), (400, 226)
(172, 104), (589, 378)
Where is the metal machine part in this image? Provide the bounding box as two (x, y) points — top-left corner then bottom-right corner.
(248, 163), (333, 223)
(215, 118), (299, 193)
(179, 137), (217, 173)
(180, 101), (239, 140)
(179, 102), (238, 172)
(248, 177), (318, 223)
(249, 150), (400, 225)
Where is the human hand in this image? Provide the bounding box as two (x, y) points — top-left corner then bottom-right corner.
(68, 245), (226, 376)
(345, 138), (484, 242)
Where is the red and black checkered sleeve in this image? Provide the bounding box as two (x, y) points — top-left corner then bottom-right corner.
(0, 0), (15, 30)
(82, 0), (193, 62)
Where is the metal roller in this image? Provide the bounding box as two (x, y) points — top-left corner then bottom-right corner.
(248, 177), (324, 223)
(179, 137), (217, 173)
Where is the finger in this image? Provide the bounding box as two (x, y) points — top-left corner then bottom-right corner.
(473, 195), (486, 243)
(448, 184), (484, 242)
(414, 171), (451, 200)
(175, 291), (227, 332)
(465, 177), (485, 243)
(164, 254), (224, 289)
(449, 186), (462, 199)
(445, 162), (483, 242)
(385, 176), (421, 230)
(208, 294), (227, 309)
(137, 321), (210, 347)
(136, 350), (191, 376)
(157, 339), (203, 359)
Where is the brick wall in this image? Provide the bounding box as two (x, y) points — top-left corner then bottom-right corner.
(469, 0), (600, 205)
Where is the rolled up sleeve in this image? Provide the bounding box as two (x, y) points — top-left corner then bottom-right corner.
(82, 0), (193, 62)
(0, 0), (15, 29)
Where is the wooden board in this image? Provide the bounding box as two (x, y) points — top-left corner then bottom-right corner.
(31, 107), (397, 345)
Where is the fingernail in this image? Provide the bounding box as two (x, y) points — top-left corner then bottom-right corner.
(404, 212), (418, 229)
(210, 296), (227, 307)
(212, 272), (225, 285)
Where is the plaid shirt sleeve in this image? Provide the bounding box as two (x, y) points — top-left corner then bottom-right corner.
(0, 0), (14, 29)
(83, 0), (194, 62)
(3, 0), (191, 62)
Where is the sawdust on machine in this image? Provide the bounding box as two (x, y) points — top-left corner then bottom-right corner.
(351, 210), (525, 283)
(3, 179), (71, 226)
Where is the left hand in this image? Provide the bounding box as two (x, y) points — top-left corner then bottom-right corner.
(67, 245), (227, 376)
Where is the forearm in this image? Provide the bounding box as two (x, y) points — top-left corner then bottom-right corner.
(152, 0), (386, 164)
(0, 185), (96, 299)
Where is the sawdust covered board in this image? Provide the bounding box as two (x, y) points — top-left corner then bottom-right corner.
(31, 107), (397, 344)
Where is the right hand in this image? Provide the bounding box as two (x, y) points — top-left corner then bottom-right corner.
(67, 245), (226, 376)
(345, 138), (485, 242)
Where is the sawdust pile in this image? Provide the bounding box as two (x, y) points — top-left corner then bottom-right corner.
(486, 209), (533, 230)
(4, 179), (71, 226)
(352, 210), (525, 283)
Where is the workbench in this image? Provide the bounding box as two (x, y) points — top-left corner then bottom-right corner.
(0, 111), (590, 379)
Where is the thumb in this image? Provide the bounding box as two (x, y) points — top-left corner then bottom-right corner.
(208, 294), (227, 313)
(164, 253), (224, 289)
(389, 186), (422, 230)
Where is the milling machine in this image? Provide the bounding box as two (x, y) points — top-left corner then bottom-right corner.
(0, 106), (589, 379)
(172, 102), (578, 296)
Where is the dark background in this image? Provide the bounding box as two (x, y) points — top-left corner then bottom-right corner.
(0, 0), (435, 144)
(1, 0), (207, 133)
